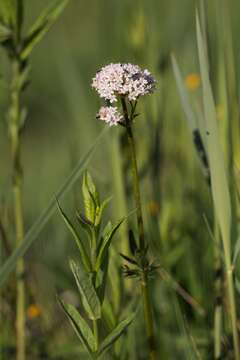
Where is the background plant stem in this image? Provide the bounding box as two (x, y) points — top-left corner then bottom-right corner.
(121, 97), (157, 360)
(9, 59), (26, 360)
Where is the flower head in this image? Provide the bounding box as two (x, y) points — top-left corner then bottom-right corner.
(27, 304), (42, 319)
(92, 63), (156, 103)
(97, 106), (123, 126)
(185, 73), (201, 91)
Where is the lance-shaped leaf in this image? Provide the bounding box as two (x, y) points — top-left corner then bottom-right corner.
(95, 218), (125, 273)
(97, 312), (136, 357)
(58, 298), (96, 356)
(70, 260), (101, 320)
(0, 0), (16, 27)
(0, 22), (11, 42)
(82, 171), (99, 223)
(94, 196), (112, 227)
(57, 202), (91, 272)
(21, 0), (69, 60)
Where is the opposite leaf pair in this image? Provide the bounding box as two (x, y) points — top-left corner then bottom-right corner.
(58, 172), (136, 358)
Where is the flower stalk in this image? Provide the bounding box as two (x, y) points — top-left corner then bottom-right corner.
(121, 97), (157, 360)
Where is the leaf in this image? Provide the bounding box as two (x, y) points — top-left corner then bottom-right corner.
(0, 21), (11, 42)
(21, 0), (69, 60)
(70, 260), (101, 320)
(0, 128), (108, 288)
(94, 196), (112, 227)
(119, 253), (138, 266)
(98, 312), (136, 357)
(95, 218), (125, 273)
(57, 202), (91, 272)
(0, 0), (16, 27)
(171, 54), (197, 132)
(76, 212), (94, 241)
(96, 251), (109, 304)
(58, 298), (96, 356)
(82, 171), (99, 223)
(196, 14), (232, 262)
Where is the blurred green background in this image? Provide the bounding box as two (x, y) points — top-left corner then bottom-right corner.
(1, 0), (240, 359)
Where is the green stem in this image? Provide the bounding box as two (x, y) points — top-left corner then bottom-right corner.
(213, 224), (223, 359)
(226, 263), (239, 360)
(93, 319), (99, 352)
(9, 59), (26, 360)
(121, 97), (157, 360)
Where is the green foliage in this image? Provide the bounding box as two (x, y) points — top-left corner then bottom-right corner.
(0, 0), (16, 27)
(58, 203), (91, 272)
(70, 260), (101, 320)
(0, 22), (11, 42)
(98, 312), (136, 357)
(58, 172), (134, 357)
(58, 299), (96, 353)
(21, 0), (70, 60)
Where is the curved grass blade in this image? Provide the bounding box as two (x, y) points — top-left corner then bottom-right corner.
(0, 128), (107, 287)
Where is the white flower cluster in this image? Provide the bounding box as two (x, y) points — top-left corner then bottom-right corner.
(97, 106), (123, 126)
(92, 63), (156, 103)
(92, 63), (156, 126)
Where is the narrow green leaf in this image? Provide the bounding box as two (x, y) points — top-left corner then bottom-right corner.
(0, 128), (107, 287)
(98, 312), (135, 357)
(171, 54), (197, 132)
(94, 196), (112, 227)
(57, 202), (91, 272)
(96, 251), (109, 304)
(0, 0), (16, 27)
(21, 0), (69, 60)
(58, 298), (96, 355)
(70, 260), (101, 320)
(95, 218), (125, 273)
(0, 22), (11, 42)
(76, 212), (94, 241)
(196, 14), (232, 260)
(82, 171), (99, 223)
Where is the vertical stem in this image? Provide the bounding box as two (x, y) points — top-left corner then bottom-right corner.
(226, 264), (239, 360)
(9, 59), (26, 360)
(121, 97), (157, 360)
(213, 234), (223, 359)
(93, 319), (99, 351)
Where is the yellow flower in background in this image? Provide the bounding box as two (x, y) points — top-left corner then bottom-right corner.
(27, 304), (42, 319)
(129, 9), (146, 49)
(148, 201), (160, 216)
(185, 74), (201, 91)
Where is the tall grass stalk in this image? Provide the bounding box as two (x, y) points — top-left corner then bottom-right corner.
(121, 97), (157, 360)
(196, 15), (240, 359)
(9, 54), (26, 360)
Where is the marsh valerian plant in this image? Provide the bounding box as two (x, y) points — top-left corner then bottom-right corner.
(58, 172), (135, 359)
(92, 63), (158, 360)
(0, 1), (69, 359)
